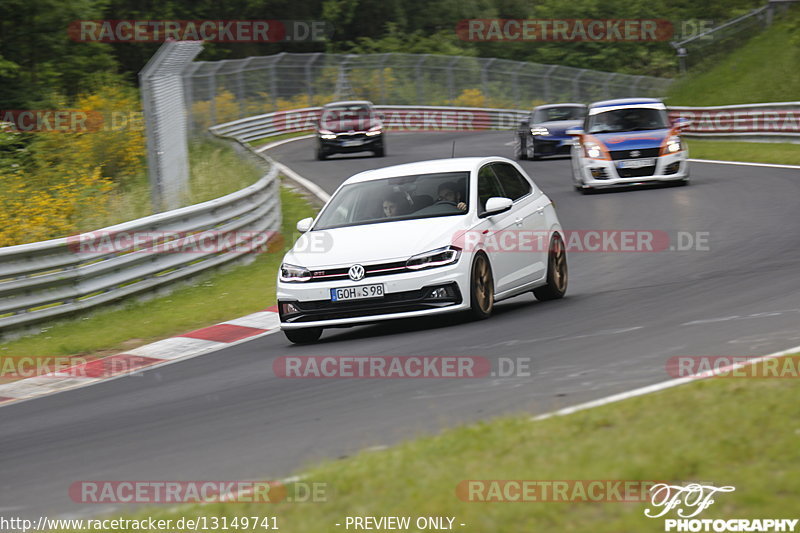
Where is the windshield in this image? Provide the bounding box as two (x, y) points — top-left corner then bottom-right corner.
(533, 106), (586, 122)
(586, 107), (670, 133)
(313, 171), (470, 230)
(319, 104), (375, 131)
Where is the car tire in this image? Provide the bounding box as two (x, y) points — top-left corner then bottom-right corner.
(515, 135), (528, 160)
(529, 141), (539, 160)
(316, 146), (327, 160)
(469, 253), (494, 319)
(284, 327), (323, 344)
(533, 234), (568, 301)
(373, 142), (385, 157)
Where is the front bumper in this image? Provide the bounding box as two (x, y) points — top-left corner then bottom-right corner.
(577, 151), (689, 188)
(533, 136), (573, 156)
(277, 259), (470, 329)
(319, 133), (382, 154)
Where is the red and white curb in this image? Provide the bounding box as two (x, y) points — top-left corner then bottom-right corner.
(0, 306), (281, 406)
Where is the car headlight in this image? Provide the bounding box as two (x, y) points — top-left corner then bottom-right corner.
(530, 127), (549, 136)
(663, 135), (682, 154)
(319, 129), (336, 140)
(406, 246), (461, 270)
(582, 139), (609, 160)
(280, 263), (312, 282)
(366, 126), (382, 136)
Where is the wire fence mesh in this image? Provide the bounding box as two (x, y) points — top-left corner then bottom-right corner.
(182, 52), (673, 135)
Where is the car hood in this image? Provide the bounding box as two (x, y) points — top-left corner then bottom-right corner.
(537, 119), (584, 136)
(319, 118), (380, 132)
(593, 128), (671, 151)
(285, 216), (468, 268)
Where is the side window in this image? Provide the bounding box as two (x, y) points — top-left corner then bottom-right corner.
(477, 165), (503, 214)
(492, 163), (533, 201)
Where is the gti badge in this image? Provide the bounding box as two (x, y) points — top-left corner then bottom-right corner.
(348, 264), (365, 281)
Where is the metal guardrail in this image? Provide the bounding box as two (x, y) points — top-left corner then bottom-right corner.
(214, 103), (800, 145)
(0, 165), (281, 338)
(668, 102), (800, 142)
(211, 105), (528, 144)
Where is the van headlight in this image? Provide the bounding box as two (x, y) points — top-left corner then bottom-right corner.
(280, 263), (312, 282)
(406, 246), (461, 270)
(530, 127), (549, 136)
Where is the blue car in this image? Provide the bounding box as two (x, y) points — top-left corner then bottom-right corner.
(567, 98), (690, 193)
(514, 103), (587, 160)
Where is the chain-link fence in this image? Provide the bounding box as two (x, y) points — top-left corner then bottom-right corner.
(182, 52), (673, 135)
(671, 0), (798, 73)
(139, 41), (204, 211)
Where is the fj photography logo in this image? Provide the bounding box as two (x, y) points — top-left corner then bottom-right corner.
(70, 480), (328, 504)
(645, 483), (798, 532)
(273, 355), (532, 378)
(69, 20), (332, 43)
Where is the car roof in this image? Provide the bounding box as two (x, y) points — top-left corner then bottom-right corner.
(322, 100), (374, 108)
(534, 103), (587, 110)
(589, 98), (664, 109)
(343, 157), (509, 184)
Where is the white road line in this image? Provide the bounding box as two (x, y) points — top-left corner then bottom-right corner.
(531, 342), (800, 422)
(276, 162), (331, 203)
(255, 134), (315, 153)
(688, 158), (800, 170)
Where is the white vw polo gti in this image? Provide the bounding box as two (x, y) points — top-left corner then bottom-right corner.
(277, 157), (568, 344)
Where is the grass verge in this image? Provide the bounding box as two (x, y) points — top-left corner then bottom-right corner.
(53, 357), (800, 532)
(0, 184), (316, 364)
(666, 7), (800, 106)
(686, 140), (800, 166)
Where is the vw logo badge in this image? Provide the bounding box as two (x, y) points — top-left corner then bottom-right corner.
(348, 264), (365, 281)
(630, 150), (641, 158)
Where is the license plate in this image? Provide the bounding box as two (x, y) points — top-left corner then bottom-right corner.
(617, 158), (655, 169)
(331, 284), (384, 301)
(341, 139), (364, 147)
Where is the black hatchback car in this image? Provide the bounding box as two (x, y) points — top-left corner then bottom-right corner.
(514, 103), (587, 160)
(315, 100), (385, 160)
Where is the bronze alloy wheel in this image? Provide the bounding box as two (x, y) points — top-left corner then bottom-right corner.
(470, 254), (494, 319)
(533, 234), (568, 301)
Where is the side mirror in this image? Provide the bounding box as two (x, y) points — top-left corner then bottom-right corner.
(377, 112), (385, 121)
(673, 117), (692, 130)
(566, 127), (584, 136)
(481, 197), (513, 218)
(296, 217), (313, 233)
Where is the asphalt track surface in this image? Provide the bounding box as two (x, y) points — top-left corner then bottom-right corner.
(2, 131), (800, 519)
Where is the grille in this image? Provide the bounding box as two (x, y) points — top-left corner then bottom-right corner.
(609, 148), (660, 161)
(309, 260), (409, 282)
(616, 166), (656, 178)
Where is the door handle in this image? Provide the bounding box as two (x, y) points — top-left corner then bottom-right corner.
(514, 217), (523, 226)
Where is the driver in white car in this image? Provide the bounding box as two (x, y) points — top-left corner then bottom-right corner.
(437, 182), (467, 211)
